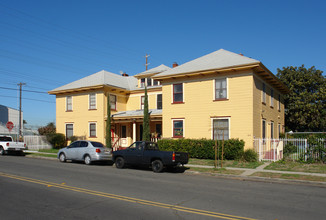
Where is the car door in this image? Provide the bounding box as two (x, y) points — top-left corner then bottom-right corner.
(124, 142), (142, 165)
(76, 141), (89, 160)
(65, 141), (80, 160)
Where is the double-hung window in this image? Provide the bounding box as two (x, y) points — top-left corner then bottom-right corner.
(141, 96), (145, 109)
(110, 94), (116, 111)
(147, 78), (152, 87)
(140, 78), (145, 88)
(262, 119), (266, 139)
(89, 93), (96, 110)
(66, 96), (72, 111)
(66, 124), (73, 139)
(157, 94), (162, 109)
(262, 83), (266, 103)
(173, 120), (184, 138)
(271, 121), (274, 139)
(89, 123), (96, 137)
(278, 94), (281, 111)
(270, 89), (274, 107)
(215, 78), (227, 100)
(173, 84), (183, 103)
(213, 118), (229, 140)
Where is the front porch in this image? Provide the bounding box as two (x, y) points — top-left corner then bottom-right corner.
(110, 109), (162, 150)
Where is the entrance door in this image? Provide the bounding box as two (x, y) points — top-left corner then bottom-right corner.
(120, 125), (128, 148)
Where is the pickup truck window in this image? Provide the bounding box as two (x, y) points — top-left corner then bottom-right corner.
(128, 142), (142, 150)
(144, 143), (159, 150)
(0, 137), (12, 141)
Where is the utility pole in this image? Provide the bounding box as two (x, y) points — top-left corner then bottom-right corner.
(17, 82), (26, 138)
(145, 54), (150, 70)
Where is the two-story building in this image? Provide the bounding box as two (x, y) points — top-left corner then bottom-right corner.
(48, 49), (289, 149)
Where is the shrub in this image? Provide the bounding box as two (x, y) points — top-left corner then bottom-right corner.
(47, 133), (66, 149)
(157, 138), (245, 160)
(242, 149), (258, 162)
(283, 143), (297, 156)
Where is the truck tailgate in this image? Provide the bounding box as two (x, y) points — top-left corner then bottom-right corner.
(175, 152), (188, 164)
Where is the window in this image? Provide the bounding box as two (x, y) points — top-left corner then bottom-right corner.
(270, 89), (274, 107)
(147, 78), (152, 87)
(173, 120), (183, 138)
(278, 94), (281, 111)
(157, 94), (162, 109)
(89, 123), (96, 137)
(110, 94), (116, 110)
(155, 124), (162, 138)
(213, 118), (229, 140)
(140, 78), (145, 88)
(215, 78), (227, 100)
(153, 79), (159, 86)
(66, 124), (73, 139)
(271, 121), (274, 139)
(66, 96), (72, 111)
(80, 141), (88, 147)
(121, 125), (127, 138)
(262, 120), (266, 139)
(262, 83), (266, 103)
(173, 84), (183, 103)
(141, 96), (145, 109)
(89, 93), (96, 110)
(278, 124), (281, 138)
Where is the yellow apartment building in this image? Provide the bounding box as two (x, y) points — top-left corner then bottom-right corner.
(48, 49), (289, 149)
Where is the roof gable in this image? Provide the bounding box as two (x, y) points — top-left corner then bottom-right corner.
(135, 64), (171, 77)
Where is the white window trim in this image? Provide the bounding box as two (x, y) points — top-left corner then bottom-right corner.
(89, 122), (97, 138)
(66, 96), (72, 111)
(65, 123), (74, 138)
(140, 96), (145, 110)
(109, 94), (117, 111)
(89, 93), (97, 110)
(213, 77), (228, 100)
(211, 117), (231, 140)
(171, 83), (184, 103)
(171, 118), (185, 138)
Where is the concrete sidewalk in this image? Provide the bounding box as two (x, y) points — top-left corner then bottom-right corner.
(187, 162), (326, 178)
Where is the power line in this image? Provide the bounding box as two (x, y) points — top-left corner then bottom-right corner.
(0, 94), (55, 103)
(0, 86), (48, 94)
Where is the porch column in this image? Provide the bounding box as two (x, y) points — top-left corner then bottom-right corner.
(132, 120), (136, 142)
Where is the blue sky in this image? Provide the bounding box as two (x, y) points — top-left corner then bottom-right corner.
(0, 0), (325, 128)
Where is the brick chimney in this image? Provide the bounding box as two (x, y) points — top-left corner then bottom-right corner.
(172, 62), (178, 68)
(122, 72), (129, 77)
(239, 53), (244, 56)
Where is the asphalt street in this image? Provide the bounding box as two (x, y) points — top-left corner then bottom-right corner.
(0, 156), (325, 220)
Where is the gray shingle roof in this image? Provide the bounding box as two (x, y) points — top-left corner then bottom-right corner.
(49, 70), (138, 92)
(154, 49), (260, 78)
(135, 64), (171, 77)
(112, 109), (162, 118)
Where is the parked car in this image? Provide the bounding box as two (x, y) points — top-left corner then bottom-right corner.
(58, 140), (112, 165)
(0, 135), (26, 156)
(113, 141), (189, 172)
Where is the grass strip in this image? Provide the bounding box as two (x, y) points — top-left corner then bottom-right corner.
(25, 153), (57, 158)
(251, 172), (326, 182)
(187, 167), (244, 175)
(264, 161), (326, 174)
(188, 158), (263, 169)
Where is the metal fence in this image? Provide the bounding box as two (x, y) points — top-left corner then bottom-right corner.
(253, 138), (326, 162)
(24, 135), (52, 150)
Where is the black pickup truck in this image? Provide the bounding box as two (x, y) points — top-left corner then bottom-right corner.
(113, 141), (188, 172)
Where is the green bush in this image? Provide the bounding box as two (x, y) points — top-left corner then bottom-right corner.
(242, 149), (258, 162)
(283, 143), (297, 156)
(157, 138), (245, 160)
(47, 133), (66, 149)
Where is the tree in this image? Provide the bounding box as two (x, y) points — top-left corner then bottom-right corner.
(142, 86), (151, 141)
(38, 122), (56, 135)
(106, 94), (112, 148)
(277, 65), (326, 132)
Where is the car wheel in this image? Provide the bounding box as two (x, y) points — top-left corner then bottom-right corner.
(84, 155), (92, 165)
(115, 157), (125, 169)
(152, 160), (164, 173)
(59, 153), (66, 162)
(0, 146), (6, 155)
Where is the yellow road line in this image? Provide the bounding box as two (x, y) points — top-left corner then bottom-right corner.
(0, 172), (256, 220)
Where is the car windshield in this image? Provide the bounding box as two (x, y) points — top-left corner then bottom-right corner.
(0, 136), (12, 141)
(91, 142), (104, 148)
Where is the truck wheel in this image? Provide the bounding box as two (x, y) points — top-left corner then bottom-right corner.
(115, 157), (125, 169)
(59, 153), (66, 162)
(152, 160), (164, 173)
(0, 146), (5, 155)
(84, 155), (92, 165)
